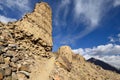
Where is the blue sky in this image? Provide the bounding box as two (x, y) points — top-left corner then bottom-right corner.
(0, 0), (120, 68)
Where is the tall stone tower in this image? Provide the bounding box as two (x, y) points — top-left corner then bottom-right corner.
(14, 2), (53, 53)
(0, 2), (53, 80)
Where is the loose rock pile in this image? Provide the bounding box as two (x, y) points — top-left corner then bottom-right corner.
(0, 25), (30, 80)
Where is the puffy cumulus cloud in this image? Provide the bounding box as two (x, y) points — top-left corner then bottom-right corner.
(0, 15), (16, 23)
(114, 0), (120, 7)
(73, 44), (120, 69)
(0, 0), (31, 13)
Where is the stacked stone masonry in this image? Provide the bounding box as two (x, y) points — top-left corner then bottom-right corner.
(0, 2), (52, 80)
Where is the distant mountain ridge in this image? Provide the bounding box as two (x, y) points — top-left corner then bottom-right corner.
(87, 57), (120, 74)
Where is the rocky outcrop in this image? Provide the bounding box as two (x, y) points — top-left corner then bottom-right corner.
(56, 46), (73, 72)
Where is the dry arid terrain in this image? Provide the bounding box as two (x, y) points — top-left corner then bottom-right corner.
(0, 2), (120, 80)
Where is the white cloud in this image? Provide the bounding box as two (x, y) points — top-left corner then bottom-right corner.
(54, 0), (114, 44)
(0, 15), (16, 23)
(108, 36), (115, 42)
(0, 0), (31, 14)
(74, 0), (104, 27)
(54, 0), (71, 27)
(114, 0), (120, 7)
(55, 0), (105, 27)
(54, 0), (120, 44)
(72, 0), (110, 39)
(0, 0), (32, 23)
(73, 44), (120, 69)
(108, 33), (120, 43)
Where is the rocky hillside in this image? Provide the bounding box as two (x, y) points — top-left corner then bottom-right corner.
(50, 46), (120, 80)
(0, 2), (120, 80)
(87, 57), (120, 74)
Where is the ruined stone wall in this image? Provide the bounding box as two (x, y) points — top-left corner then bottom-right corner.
(15, 2), (53, 51)
(0, 2), (52, 80)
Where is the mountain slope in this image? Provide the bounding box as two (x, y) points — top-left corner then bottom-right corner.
(50, 46), (120, 80)
(87, 57), (120, 74)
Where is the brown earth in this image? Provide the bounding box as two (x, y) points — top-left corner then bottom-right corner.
(0, 2), (120, 80)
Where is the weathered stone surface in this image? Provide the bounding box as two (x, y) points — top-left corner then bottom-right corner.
(0, 64), (9, 68)
(57, 46), (73, 71)
(4, 76), (12, 80)
(9, 62), (17, 68)
(4, 57), (10, 64)
(4, 67), (12, 76)
(19, 71), (30, 78)
(72, 53), (85, 63)
(11, 57), (19, 63)
(0, 2), (53, 80)
(0, 72), (3, 80)
(9, 62), (17, 72)
(0, 55), (5, 64)
(17, 72), (27, 80)
(58, 46), (73, 63)
(12, 72), (18, 80)
(15, 2), (52, 48)
(19, 65), (30, 73)
(5, 51), (15, 57)
(0, 68), (4, 80)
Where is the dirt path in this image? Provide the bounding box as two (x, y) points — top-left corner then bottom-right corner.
(29, 57), (55, 80)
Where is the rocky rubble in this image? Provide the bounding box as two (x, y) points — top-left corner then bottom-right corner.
(0, 23), (33, 80)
